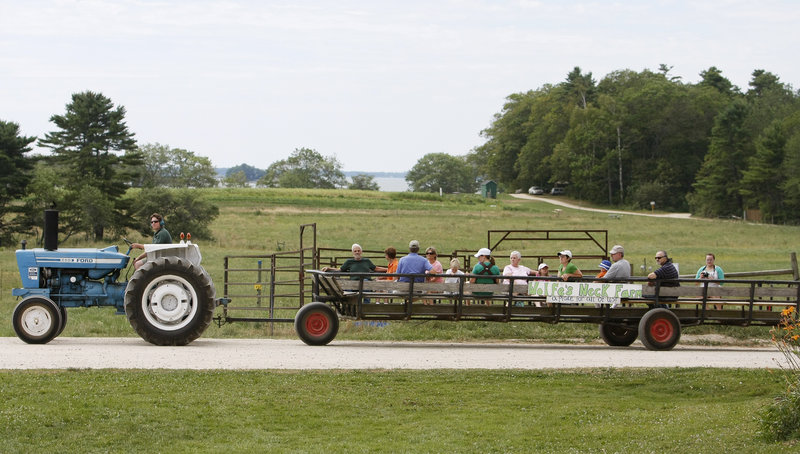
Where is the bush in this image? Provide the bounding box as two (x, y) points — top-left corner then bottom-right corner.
(758, 306), (800, 441)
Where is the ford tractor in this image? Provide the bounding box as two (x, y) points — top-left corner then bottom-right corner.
(11, 212), (215, 345)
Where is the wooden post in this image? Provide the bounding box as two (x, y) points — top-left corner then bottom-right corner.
(791, 252), (798, 281)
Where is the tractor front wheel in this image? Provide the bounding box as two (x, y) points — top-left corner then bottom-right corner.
(13, 297), (62, 344)
(125, 257), (215, 346)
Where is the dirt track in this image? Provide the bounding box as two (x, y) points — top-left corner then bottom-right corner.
(510, 193), (693, 218)
(0, 337), (787, 370)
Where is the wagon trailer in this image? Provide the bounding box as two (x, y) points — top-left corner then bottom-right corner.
(292, 271), (799, 351)
(213, 226), (799, 350)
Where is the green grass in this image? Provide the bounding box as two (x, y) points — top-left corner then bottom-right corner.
(0, 368), (792, 453)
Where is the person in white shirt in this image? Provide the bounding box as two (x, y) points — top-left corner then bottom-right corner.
(444, 258), (465, 284)
(503, 250), (534, 286)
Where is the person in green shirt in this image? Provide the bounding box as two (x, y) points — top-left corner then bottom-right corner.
(131, 213), (173, 269)
(323, 243), (377, 280)
(469, 247), (501, 304)
(557, 249), (583, 281)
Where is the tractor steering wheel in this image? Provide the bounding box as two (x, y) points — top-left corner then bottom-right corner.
(122, 238), (133, 256)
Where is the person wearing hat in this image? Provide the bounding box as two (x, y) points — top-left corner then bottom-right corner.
(396, 239), (433, 283)
(469, 247), (501, 304)
(602, 244), (631, 281)
(557, 250), (583, 281)
(536, 262), (550, 276)
(596, 260), (612, 278)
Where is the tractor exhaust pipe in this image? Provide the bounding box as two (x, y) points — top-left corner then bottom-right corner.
(44, 209), (58, 250)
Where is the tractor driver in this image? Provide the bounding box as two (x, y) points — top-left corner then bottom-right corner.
(131, 213), (173, 269)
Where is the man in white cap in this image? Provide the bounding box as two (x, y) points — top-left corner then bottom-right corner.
(396, 239), (433, 283)
(602, 244), (631, 280)
(557, 249), (583, 281)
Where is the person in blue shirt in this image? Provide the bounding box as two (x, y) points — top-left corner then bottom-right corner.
(396, 240), (432, 282)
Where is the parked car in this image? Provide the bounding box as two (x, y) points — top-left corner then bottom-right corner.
(528, 186), (544, 195)
(550, 187), (565, 195)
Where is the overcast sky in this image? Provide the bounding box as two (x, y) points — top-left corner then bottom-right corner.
(2, 0), (798, 172)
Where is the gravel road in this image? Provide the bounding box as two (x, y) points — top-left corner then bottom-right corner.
(0, 337), (787, 370)
(510, 193), (693, 218)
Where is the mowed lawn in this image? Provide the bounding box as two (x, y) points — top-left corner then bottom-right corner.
(0, 368), (793, 453)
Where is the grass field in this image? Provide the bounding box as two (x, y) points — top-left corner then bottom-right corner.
(0, 368), (794, 453)
(2, 188), (798, 452)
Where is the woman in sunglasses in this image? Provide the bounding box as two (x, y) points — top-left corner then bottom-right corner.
(131, 213), (173, 269)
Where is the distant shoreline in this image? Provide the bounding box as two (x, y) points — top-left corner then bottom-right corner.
(215, 168), (409, 191)
(216, 168), (406, 179)
(343, 170), (407, 178)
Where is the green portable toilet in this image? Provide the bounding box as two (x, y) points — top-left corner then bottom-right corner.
(481, 180), (497, 199)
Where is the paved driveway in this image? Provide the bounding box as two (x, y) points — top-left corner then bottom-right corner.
(0, 337), (786, 370)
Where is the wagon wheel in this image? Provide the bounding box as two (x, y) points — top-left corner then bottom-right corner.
(12, 297), (63, 344)
(638, 308), (681, 351)
(295, 302), (339, 346)
(598, 322), (638, 347)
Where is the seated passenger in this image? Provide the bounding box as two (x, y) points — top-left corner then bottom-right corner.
(470, 248), (501, 305)
(596, 260), (612, 278)
(647, 250), (679, 307)
(323, 243), (376, 280)
(379, 247), (398, 281)
(397, 240), (433, 283)
(557, 250), (583, 281)
(503, 251), (533, 285)
(536, 263), (549, 276)
(444, 258), (464, 284)
(696, 252), (724, 309)
(602, 245), (631, 281)
(425, 247), (444, 283)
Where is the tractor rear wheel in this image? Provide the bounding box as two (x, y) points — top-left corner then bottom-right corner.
(638, 308), (681, 351)
(125, 257), (215, 346)
(599, 322), (638, 347)
(295, 302), (339, 346)
(13, 297), (62, 344)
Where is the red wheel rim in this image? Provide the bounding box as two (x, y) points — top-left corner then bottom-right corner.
(305, 312), (330, 337)
(649, 318), (674, 343)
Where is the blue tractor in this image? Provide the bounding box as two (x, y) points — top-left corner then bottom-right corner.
(11, 213), (215, 345)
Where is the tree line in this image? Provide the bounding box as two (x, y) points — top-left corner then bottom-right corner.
(470, 66), (800, 221)
(3, 68), (798, 244)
